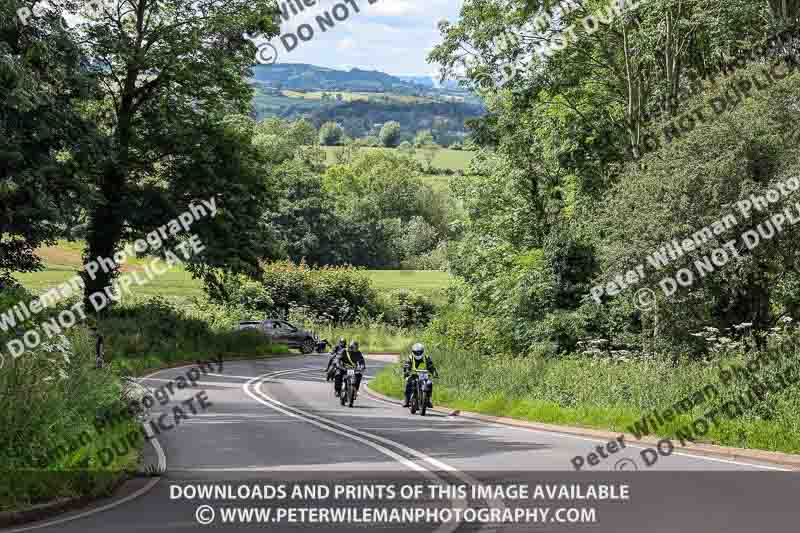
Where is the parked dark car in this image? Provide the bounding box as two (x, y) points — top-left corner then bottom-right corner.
(236, 319), (327, 354)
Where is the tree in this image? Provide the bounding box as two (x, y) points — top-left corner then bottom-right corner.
(66, 0), (281, 306)
(414, 129), (435, 148)
(398, 140), (415, 155)
(319, 121), (344, 146)
(290, 119), (318, 146)
(379, 121), (402, 147)
(0, 0), (89, 287)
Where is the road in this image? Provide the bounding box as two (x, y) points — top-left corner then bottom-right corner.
(5, 355), (797, 533)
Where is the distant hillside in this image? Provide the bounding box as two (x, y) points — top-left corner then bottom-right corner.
(252, 64), (425, 94)
(249, 64), (484, 145)
(397, 75), (467, 92)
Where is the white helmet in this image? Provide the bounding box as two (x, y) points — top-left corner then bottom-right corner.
(412, 343), (424, 360)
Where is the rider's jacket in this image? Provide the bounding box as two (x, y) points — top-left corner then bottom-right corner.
(405, 354), (435, 374)
(338, 350), (365, 369)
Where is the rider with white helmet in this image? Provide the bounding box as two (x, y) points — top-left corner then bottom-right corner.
(402, 342), (438, 408)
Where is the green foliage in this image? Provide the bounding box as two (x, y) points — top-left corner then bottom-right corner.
(378, 289), (436, 328)
(398, 141), (414, 154)
(372, 325), (800, 455)
(319, 121), (345, 146)
(379, 121), (403, 147)
(430, 0), (800, 357)
(597, 65), (800, 344)
(213, 261), (378, 325)
(100, 296), (282, 373)
(414, 129), (435, 148)
(0, 1), (88, 285)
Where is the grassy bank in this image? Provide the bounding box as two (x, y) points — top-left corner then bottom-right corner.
(0, 291), (289, 513)
(370, 337), (800, 455)
(312, 324), (418, 353)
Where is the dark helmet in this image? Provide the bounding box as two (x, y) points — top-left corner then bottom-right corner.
(349, 340), (359, 351)
(412, 342), (424, 360)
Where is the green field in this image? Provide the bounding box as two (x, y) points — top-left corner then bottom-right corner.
(15, 243), (450, 304)
(282, 90), (435, 105)
(365, 270), (449, 302)
(323, 146), (473, 172)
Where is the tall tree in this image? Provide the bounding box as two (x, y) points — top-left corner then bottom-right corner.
(0, 0), (90, 287)
(60, 0), (280, 305)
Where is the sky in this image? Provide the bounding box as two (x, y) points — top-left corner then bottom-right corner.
(263, 0), (465, 76)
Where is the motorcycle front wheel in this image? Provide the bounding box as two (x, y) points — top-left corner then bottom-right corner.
(420, 391), (428, 416)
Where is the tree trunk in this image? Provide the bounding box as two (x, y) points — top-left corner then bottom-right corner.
(81, 92), (134, 312)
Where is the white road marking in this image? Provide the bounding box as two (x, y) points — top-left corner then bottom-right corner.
(248, 367), (508, 532)
(244, 368), (467, 533)
(4, 368), (169, 532)
(362, 388), (790, 471)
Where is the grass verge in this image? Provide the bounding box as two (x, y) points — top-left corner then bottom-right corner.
(313, 324), (419, 353)
(369, 338), (800, 456)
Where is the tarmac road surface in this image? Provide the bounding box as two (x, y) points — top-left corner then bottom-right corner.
(5, 355), (797, 533)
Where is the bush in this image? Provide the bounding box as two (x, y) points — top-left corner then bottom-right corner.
(378, 289), (436, 328)
(379, 121), (402, 147)
(212, 261), (379, 325)
(0, 316), (139, 510)
(319, 121), (344, 146)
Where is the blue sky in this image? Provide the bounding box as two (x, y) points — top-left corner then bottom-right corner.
(266, 0), (465, 76)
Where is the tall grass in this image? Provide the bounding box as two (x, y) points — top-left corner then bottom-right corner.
(0, 293), (289, 512)
(371, 332), (800, 455)
(101, 296), (287, 375)
(0, 326), (140, 511)
(312, 323), (419, 353)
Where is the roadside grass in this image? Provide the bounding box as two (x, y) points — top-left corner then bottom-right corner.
(369, 341), (800, 456)
(312, 324), (418, 354)
(0, 419), (141, 513)
(100, 297), (289, 376)
(0, 291), (289, 513)
(322, 146), (473, 171)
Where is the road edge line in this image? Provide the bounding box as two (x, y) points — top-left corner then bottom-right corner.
(362, 384), (800, 471)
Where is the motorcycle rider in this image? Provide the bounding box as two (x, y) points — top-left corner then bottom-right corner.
(326, 337), (347, 381)
(334, 341), (366, 398)
(403, 342), (438, 408)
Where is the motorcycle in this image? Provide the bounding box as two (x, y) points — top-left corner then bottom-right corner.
(340, 367), (361, 408)
(409, 370), (433, 416)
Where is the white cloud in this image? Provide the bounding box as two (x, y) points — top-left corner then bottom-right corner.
(272, 0), (463, 74)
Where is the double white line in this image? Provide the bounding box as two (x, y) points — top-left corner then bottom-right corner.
(244, 367), (507, 532)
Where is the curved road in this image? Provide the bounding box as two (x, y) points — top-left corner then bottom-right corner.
(5, 355), (797, 533)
